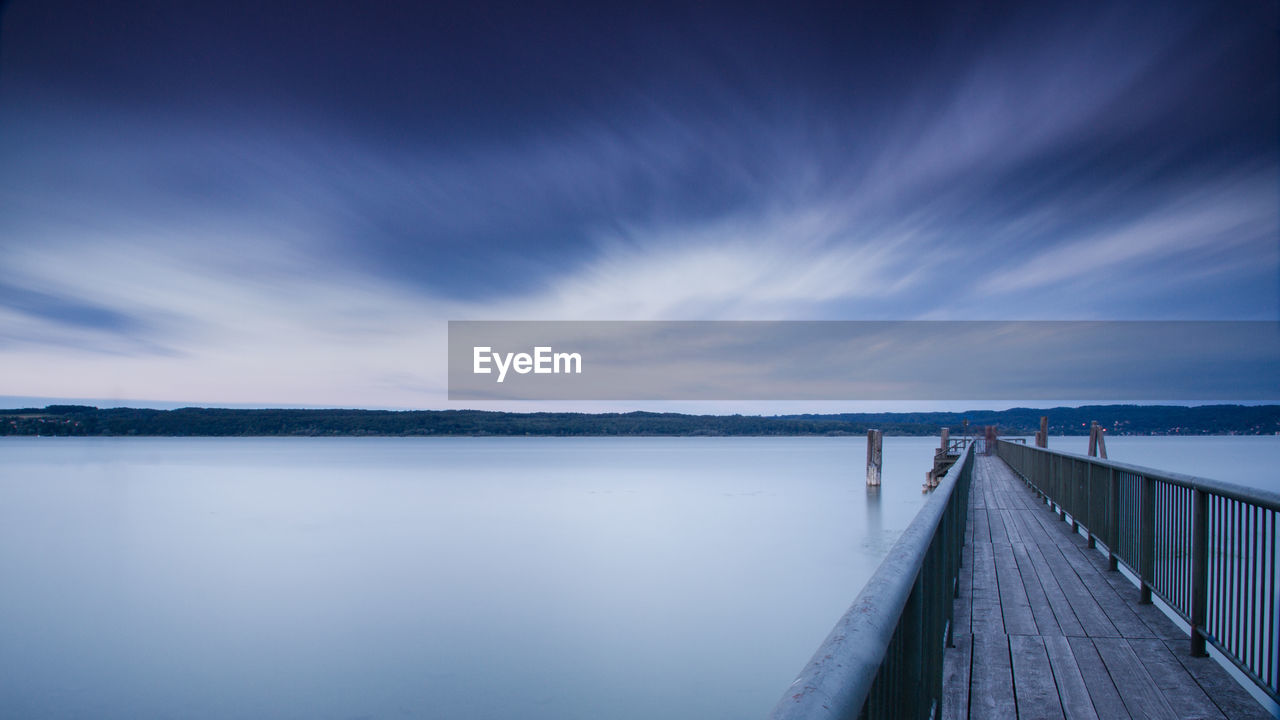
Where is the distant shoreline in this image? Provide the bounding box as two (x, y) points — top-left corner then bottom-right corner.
(3, 404), (1277, 438)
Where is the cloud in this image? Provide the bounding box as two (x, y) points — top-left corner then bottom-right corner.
(971, 172), (1277, 298)
(0, 1), (1273, 407)
(483, 208), (942, 321)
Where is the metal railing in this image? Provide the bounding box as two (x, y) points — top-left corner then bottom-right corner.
(996, 439), (1280, 704)
(768, 443), (975, 720)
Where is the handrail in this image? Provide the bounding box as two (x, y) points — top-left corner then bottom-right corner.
(999, 441), (1280, 512)
(768, 443), (974, 720)
(996, 439), (1279, 704)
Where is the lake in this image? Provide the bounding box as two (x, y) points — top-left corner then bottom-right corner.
(4, 435), (1275, 719)
(0, 436), (942, 720)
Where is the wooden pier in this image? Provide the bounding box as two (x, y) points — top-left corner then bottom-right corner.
(944, 454), (1271, 719)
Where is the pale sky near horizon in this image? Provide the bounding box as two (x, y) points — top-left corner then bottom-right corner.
(1, 1), (1276, 411)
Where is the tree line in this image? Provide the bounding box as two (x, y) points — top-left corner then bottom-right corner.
(1, 404), (1277, 437)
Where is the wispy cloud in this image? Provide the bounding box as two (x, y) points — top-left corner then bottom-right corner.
(971, 172), (1277, 299)
(0, 1), (1273, 407)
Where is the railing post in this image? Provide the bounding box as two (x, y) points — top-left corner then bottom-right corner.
(900, 574), (924, 719)
(1047, 451), (1053, 504)
(1040, 451), (1049, 503)
(1059, 450), (1070, 517)
(1086, 462), (1096, 548)
(1139, 475), (1155, 604)
(1076, 460), (1084, 531)
(1071, 465), (1080, 529)
(951, 495), (962, 600)
(1044, 451), (1050, 501)
(1190, 488), (1208, 656)
(1107, 467), (1119, 571)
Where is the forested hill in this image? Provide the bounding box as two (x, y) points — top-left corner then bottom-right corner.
(1, 405), (1277, 437)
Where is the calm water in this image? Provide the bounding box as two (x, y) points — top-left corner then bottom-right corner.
(0, 436), (942, 720)
(7, 436), (1275, 719)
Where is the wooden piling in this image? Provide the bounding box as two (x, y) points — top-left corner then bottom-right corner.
(925, 427), (954, 489)
(866, 429), (883, 486)
(1036, 416), (1048, 448)
(1088, 421), (1108, 459)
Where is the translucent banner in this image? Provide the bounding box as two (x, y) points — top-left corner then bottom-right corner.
(447, 321), (1280, 401)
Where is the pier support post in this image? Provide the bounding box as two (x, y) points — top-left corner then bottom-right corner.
(1190, 488), (1208, 656)
(924, 428), (952, 489)
(1088, 421), (1109, 459)
(866, 429), (882, 486)
(1036, 416), (1048, 448)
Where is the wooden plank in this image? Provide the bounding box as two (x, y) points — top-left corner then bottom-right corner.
(1042, 635), (1100, 720)
(1066, 636), (1131, 720)
(942, 633), (972, 720)
(1003, 474), (1048, 512)
(1160, 639), (1274, 720)
(971, 541), (1005, 635)
(1033, 530), (1120, 637)
(970, 633), (1017, 720)
(973, 506), (992, 544)
(1000, 507), (1024, 544)
(1080, 556), (1187, 643)
(1011, 541), (1063, 636)
(985, 467), (1003, 511)
(1010, 634), (1066, 720)
(1052, 540), (1157, 639)
(973, 468), (989, 508)
(977, 462), (994, 505)
(988, 475), (1006, 510)
(989, 509), (1010, 544)
(945, 456), (1270, 720)
(998, 480), (1087, 638)
(994, 541), (1039, 636)
(1125, 638), (1226, 719)
(1059, 532), (1187, 643)
(1016, 487), (1183, 643)
(1015, 493), (1157, 640)
(1092, 637), (1178, 719)
(999, 462), (1172, 642)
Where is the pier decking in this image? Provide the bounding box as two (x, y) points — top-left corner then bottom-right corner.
(944, 454), (1271, 719)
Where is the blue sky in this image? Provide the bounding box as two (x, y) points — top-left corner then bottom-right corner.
(0, 1), (1275, 410)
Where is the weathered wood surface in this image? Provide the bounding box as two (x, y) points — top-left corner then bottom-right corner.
(943, 455), (1271, 719)
(866, 428), (882, 486)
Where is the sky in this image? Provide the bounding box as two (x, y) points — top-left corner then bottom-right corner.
(0, 1), (1276, 411)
